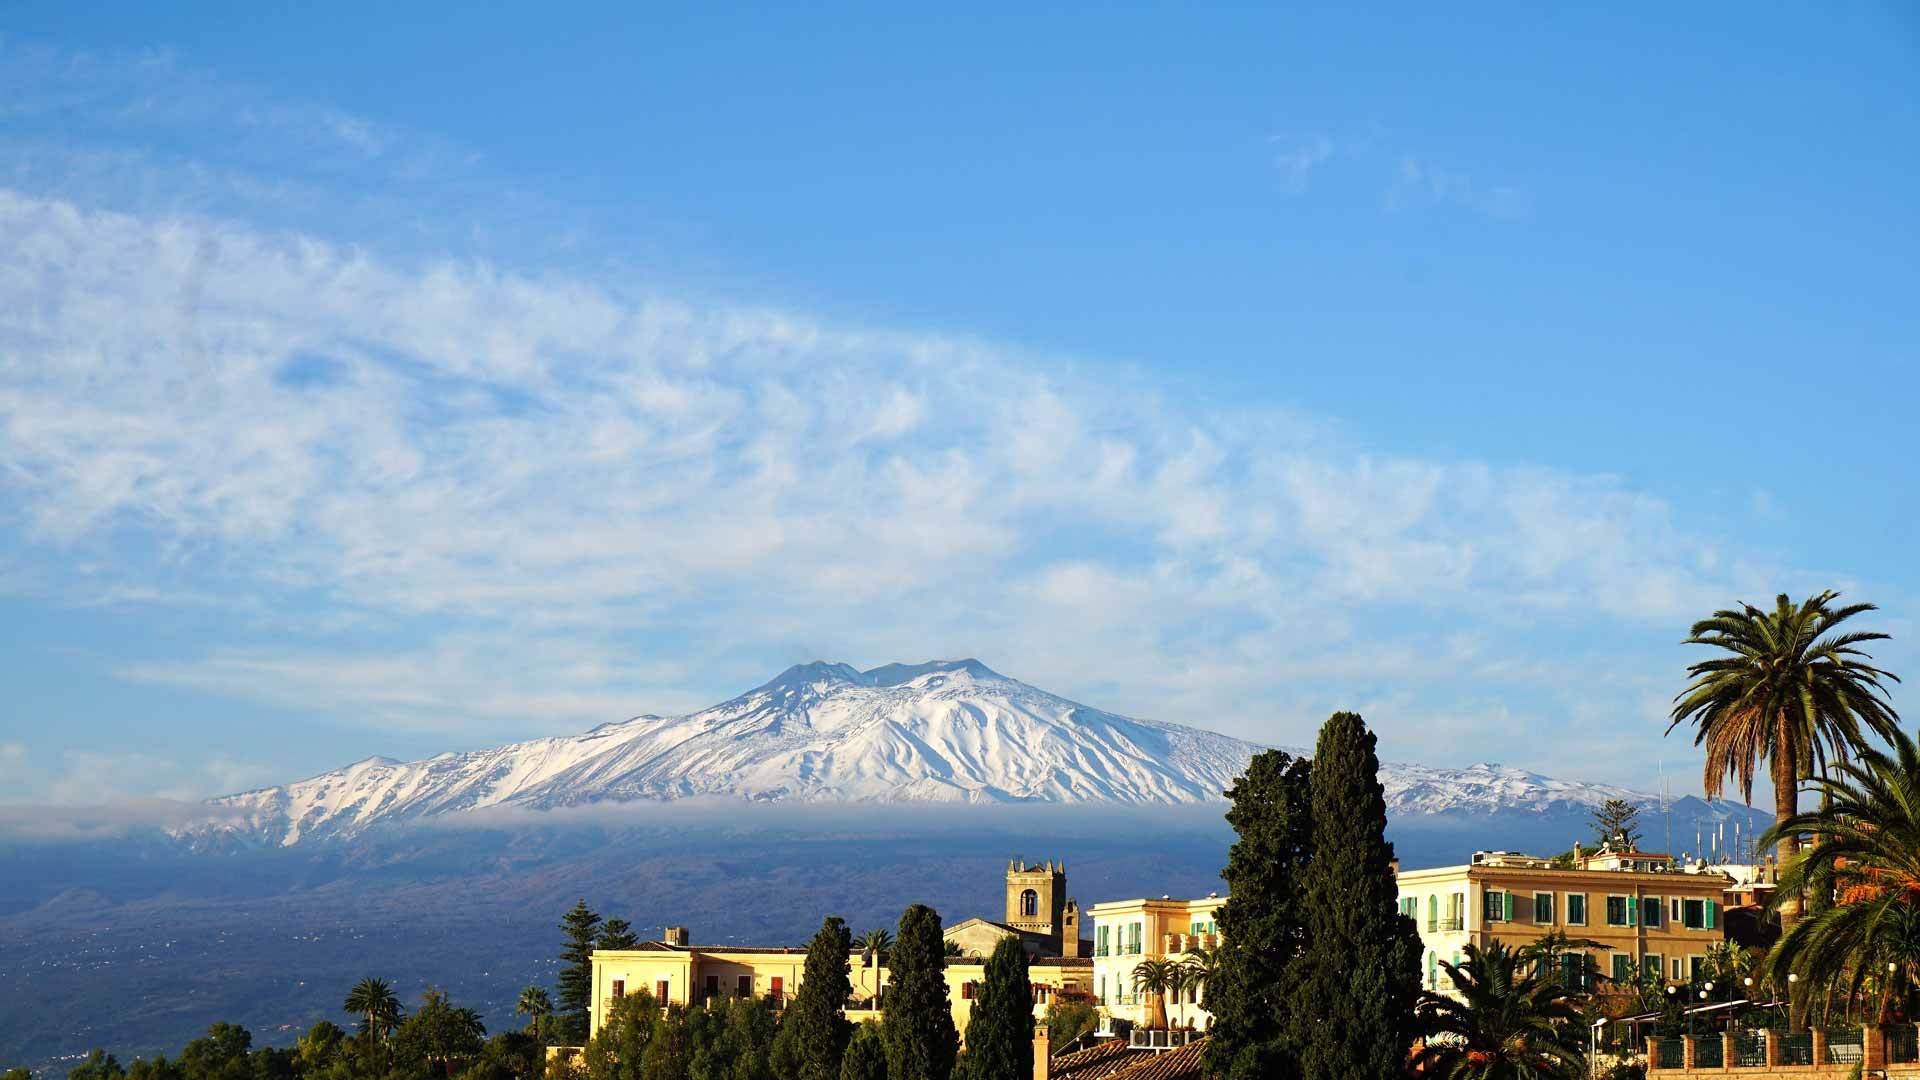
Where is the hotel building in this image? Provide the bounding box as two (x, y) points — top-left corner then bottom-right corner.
(1086, 893), (1225, 1029)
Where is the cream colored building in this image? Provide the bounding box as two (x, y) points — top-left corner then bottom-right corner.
(1086, 894), (1225, 1029)
(589, 932), (1091, 1042)
(1395, 848), (1733, 997)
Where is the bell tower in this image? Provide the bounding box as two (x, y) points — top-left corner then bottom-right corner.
(1005, 857), (1071, 950)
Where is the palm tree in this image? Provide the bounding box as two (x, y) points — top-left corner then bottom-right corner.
(1165, 962), (1195, 1031)
(344, 977), (403, 1053)
(1759, 725), (1920, 1019)
(943, 939), (965, 958)
(859, 928), (894, 956)
(1516, 930), (1601, 991)
(515, 986), (553, 1037)
(1181, 944), (1219, 1027)
(1668, 591), (1900, 933)
(1131, 959), (1173, 1030)
(1412, 941), (1585, 1080)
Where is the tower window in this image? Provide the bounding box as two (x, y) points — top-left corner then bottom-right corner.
(1020, 889), (1039, 918)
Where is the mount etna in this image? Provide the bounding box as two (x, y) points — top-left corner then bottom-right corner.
(2, 660), (1763, 1070)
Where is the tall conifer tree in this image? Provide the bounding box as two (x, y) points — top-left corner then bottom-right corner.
(598, 918), (640, 951)
(1289, 712), (1422, 1080)
(557, 900), (603, 1044)
(780, 916), (855, 1080)
(1203, 750), (1313, 1080)
(961, 936), (1031, 1080)
(883, 904), (958, 1080)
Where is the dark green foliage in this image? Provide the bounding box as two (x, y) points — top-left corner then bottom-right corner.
(782, 916), (855, 1080)
(960, 938), (1029, 1080)
(583, 990), (656, 1080)
(558, 901), (605, 1045)
(67, 1053), (124, 1080)
(343, 978), (404, 1050)
(1041, 997), (1097, 1051)
(637, 1007), (691, 1080)
(1204, 749), (1312, 1080)
(882, 905), (956, 1080)
(597, 920), (640, 952)
(392, 990), (488, 1077)
(5, 1069), (33, 1080)
(295, 1023), (348, 1074)
(476, 1032), (544, 1080)
(1412, 941), (1585, 1079)
(1590, 798), (1643, 850)
(838, 1024), (886, 1080)
(702, 997), (777, 1080)
(123, 1058), (182, 1080)
(1289, 712), (1422, 1080)
(179, 1024), (253, 1080)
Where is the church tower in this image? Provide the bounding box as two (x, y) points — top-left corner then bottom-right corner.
(1005, 857), (1076, 954)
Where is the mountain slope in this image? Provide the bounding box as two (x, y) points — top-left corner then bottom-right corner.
(204, 659), (1754, 847)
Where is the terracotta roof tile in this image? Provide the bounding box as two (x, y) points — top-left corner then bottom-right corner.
(1105, 1039), (1207, 1080)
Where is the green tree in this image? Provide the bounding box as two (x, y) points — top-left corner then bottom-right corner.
(67, 1052), (124, 1080)
(478, 1031), (545, 1080)
(1760, 725), (1920, 1017)
(1179, 945), (1219, 1025)
(583, 990), (656, 1080)
(598, 919), (640, 952)
(1289, 712), (1423, 1080)
(858, 929), (894, 958)
(178, 1023), (252, 1080)
(710, 997), (777, 1080)
(961, 937), (1031, 1080)
(839, 1024), (886, 1080)
(883, 904), (957, 1080)
(1589, 798), (1643, 851)
(294, 1021), (348, 1073)
(1041, 996), (1098, 1051)
(1668, 590), (1900, 936)
(1412, 941), (1585, 1079)
(393, 989), (488, 1078)
(558, 900), (605, 1044)
(3, 1069), (32, 1080)
(344, 977), (404, 1049)
(1204, 749), (1313, 1080)
(778, 916), (855, 1080)
(518, 987), (555, 1040)
(637, 1007), (692, 1080)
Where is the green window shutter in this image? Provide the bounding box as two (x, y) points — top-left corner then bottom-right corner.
(1627, 898), (1637, 927)
(1704, 901), (1717, 930)
(1505, 891), (1514, 922)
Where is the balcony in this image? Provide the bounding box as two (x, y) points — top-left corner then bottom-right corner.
(1161, 932), (1223, 955)
(1427, 917), (1464, 932)
(1129, 1029), (1203, 1050)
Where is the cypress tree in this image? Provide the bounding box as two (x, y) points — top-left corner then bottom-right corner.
(960, 936), (1030, 1080)
(782, 916), (855, 1080)
(557, 899), (603, 1044)
(1203, 750), (1313, 1080)
(1288, 712), (1422, 1080)
(883, 904), (958, 1080)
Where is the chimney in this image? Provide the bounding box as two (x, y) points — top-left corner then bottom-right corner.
(1572, 841), (1581, 864)
(1032, 1021), (1051, 1080)
(663, 926), (690, 947)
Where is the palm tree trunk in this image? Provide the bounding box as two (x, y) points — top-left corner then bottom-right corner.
(1774, 722), (1810, 1031)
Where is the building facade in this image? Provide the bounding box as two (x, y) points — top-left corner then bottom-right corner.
(1086, 894), (1225, 1030)
(1394, 848), (1733, 996)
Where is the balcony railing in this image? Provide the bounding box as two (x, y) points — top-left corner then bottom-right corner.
(1429, 917), (1464, 932)
(1129, 1029), (1202, 1050)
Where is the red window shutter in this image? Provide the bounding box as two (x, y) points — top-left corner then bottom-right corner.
(656, 980), (669, 1002)
(771, 976), (784, 1000)
(611, 979), (625, 998)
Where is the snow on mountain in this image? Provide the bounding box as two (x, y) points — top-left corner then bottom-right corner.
(204, 659), (1691, 846)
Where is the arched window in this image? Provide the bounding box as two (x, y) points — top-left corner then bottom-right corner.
(1020, 889), (1039, 917)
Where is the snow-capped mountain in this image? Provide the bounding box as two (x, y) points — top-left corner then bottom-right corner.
(204, 659), (1738, 846)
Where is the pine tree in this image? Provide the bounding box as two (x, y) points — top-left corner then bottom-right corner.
(839, 1023), (888, 1080)
(883, 904), (958, 1080)
(1590, 798), (1643, 851)
(557, 899), (604, 1044)
(599, 918), (641, 951)
(960, 936), (1030, 1080)
(782, 916), (855, 1080)
(1204, 749), (1313, 1080)
(1288, 712), (1422, 1080)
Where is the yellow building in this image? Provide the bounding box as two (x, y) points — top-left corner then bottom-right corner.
(1394, 847), (1733, 996)
(1086, 893), (1224, 1029)
(588, 930), (1091, 1042)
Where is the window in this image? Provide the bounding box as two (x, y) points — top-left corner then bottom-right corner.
(1682, 899), (1716, 930)
(1641, 897), (1662, 929)
(770, 977), (783, 1002)
(1534, 892), (1554, 925)
(1427, 895), (1438, 932)
(1567, 893), (1587, 926)
(1096, 926), (1110, 957)
(656, 980), (670, 1003)
(1689, 956), (1705, 982)
(1643, 954), (1661, 979)
(1426, 951), (1438, 991)
(1020, 889), (1039, 918)
(1672, 898), (1682, 923)
(1129, 921), (1143, 955)
(1612, 953), (1632, 982)
(1606, 895), (1631, 927)
(704, 975), (719, 1001)
(1099, 976), (1107, 1004)
(738, 975), (751, 997)
(611, 979), (625, 998)
(1671, 958), (1684, 982)
(1483, 889), (1510, 922)
(961, 982), (975, 1000)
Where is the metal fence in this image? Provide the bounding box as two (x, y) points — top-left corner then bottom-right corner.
(1732, 1029), (1767, 1067)
(1653, 1037), (1685, 1070)
(1778, 1032), (1815, 1066)
(1826, 1026), (1863, 1064)
(1890, 1024), (1920, 1064)
(1692, 1036), (1723, 1069)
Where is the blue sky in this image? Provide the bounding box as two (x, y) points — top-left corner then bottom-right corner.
(0, 4), (1914, 803)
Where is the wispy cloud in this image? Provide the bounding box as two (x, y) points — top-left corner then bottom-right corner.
(1267, 132), (1335, 193)
(1388, 155), (1535, 221)
(1263, 128), (1535, 221)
